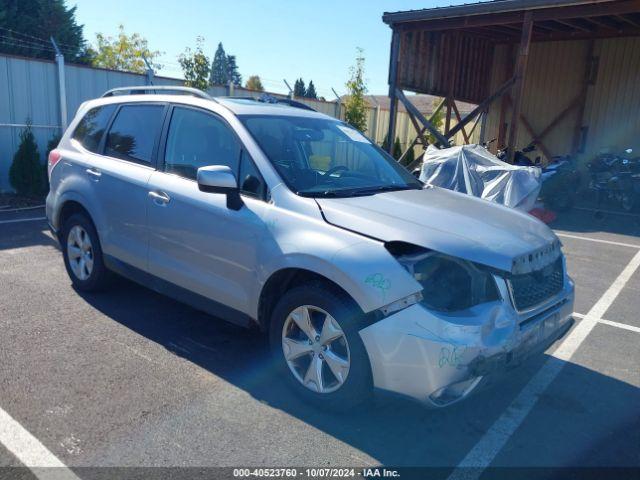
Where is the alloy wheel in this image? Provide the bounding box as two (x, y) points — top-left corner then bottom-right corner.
(67, 225), (94, 281)
(281, 305), (350, 393)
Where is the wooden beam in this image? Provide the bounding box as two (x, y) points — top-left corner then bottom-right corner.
(451, 100), (471, 144)
(447, 75), (516, 139)
(398, 98), (447, 164)
(507, 11), (533, 163)
(445, 97), (453, 134)
(617, 14), (640, 27)
(395, 88), (450, 146)
(504, 94), (554, 162)
(572, 39), (595, 154)
(554, 18), (594, 32)
(387, 30), (401, 154)
(396, 0), (640, 32)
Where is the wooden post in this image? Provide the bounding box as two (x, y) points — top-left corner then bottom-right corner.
(572, 39), (595, 154)
(387, 30), (401, 154)
(507, 11), (533, 163)
(497, 44), (515, 150)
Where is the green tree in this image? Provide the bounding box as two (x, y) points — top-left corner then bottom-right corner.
(392, 137), (402, 160)
(226, 54), (242, 86)
(178, 37), (210, 91)
(210, 42), (227, 86)
(305, 80), (317, 99)
(293, 78), (306, 98)
(88, 25), (162, 73)
(426, 98), (445, 145)
(344, 48), (368, 133)
(0, 0), (88, 62)
(9, 123), (45, 197)
(245, 75), (264, 91)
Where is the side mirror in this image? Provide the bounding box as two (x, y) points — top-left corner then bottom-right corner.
(197, 165), (242, 210)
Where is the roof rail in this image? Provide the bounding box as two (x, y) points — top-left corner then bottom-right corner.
(223, 94), (317, 112)
(102, 86), (213, 100)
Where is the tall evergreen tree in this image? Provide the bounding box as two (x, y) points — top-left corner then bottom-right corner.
(305, 80), (317, 99)
(9, 124), (45, 197)
(0, 0), (88, 62)
(226, 54), (242, 86)
(293, 78), (306, 97)
(209, 42), (228, 86)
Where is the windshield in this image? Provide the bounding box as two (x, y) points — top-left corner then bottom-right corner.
(240, 115), (422, 197)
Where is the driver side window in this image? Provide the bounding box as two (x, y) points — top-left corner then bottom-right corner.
(164, 107), (240, 180)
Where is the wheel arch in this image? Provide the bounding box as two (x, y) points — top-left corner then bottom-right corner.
(56, 200), (95, 239)
(257, 267), (360, 333)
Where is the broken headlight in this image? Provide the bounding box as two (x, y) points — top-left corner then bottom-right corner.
(387, 243), (500, 312)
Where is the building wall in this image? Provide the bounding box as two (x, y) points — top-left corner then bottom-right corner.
(484, 36), (640, 163)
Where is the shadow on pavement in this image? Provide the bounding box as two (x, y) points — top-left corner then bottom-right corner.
(76, 277), (639, 469)
(0, 222), (58, 251)
(550, 207), (640, 238)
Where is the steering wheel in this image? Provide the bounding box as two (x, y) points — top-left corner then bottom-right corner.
(324, 165), (349, 177)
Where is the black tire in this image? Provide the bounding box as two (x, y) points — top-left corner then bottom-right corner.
(269, 284), (373, 411)
(61, 212), (112, 292)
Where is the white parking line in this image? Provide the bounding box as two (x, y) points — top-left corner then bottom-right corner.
(556, 232), (640, 249)
(447, 249), (640, 480)
(0, 407), (80, 479)
(0, 217), (47, 225)
(573, 312), (640, 333)
(0, 205), (45, 213)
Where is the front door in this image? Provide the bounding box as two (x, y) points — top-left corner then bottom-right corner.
(146, 105), (268, 316)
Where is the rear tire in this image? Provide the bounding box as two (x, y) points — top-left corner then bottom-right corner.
(269, 284), (373, 411)
(61, 213), (112, 292)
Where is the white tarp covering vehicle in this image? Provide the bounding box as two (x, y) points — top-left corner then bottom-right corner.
(419, 144), (542, 212)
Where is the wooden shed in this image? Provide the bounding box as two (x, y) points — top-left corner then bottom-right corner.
(382, 0), (640, 165)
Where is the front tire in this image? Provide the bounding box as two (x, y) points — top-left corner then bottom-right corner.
(269, 285), (373, 410)
(61, 213), (112, 292)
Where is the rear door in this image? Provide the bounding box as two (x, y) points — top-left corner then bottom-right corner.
(93, 103), (167, 271)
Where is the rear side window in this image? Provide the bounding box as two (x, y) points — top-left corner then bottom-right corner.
(105, 104), (164, 164)
(72, 105), (116, 153)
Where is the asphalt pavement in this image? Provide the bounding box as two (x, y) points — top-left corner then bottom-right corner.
(0, 207), (638, 479)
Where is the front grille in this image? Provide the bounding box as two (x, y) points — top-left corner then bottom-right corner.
(508, 257), (564, 311)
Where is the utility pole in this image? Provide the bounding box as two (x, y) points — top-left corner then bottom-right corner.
(142, 55), (154, 86)
(283, 79), (294, 99)
(50, 37), (67, 132)
(331, 88), (342, 120)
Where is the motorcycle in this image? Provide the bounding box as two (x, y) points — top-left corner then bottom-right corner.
(588, 148), (640, 212)
(496, 143), (581, 211)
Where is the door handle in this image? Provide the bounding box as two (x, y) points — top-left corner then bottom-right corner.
(148, 190), (171, 206)
(86, 167), (101, 181)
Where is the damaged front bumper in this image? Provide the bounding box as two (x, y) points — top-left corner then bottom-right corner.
(358, 275), (575, 407)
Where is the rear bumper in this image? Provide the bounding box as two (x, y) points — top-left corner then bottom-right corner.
(359, 276), (575, 407)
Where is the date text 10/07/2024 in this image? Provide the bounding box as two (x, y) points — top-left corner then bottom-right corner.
(232, 468), (401, 478)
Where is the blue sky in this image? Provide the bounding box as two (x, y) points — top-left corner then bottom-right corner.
(73, 0), (469, 97)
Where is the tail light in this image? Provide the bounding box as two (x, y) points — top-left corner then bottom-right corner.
(48, 149), (62, 179)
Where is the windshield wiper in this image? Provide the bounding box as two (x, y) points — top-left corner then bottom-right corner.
(350, 185), (421, 195)
(298, 185), (421, 198)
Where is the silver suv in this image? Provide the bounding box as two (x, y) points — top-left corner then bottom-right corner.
(47, 86), (575, 409)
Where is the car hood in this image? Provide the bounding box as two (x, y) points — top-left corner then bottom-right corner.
(316, 187), (560, 274)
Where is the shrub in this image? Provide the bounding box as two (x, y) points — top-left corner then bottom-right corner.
(9, 124), (45, 197)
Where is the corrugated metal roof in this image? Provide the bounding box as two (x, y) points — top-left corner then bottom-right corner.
(382, 0), (616, 24)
